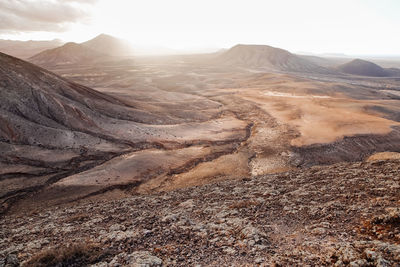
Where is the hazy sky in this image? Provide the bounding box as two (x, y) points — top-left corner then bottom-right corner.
(1, 0), (400, 55)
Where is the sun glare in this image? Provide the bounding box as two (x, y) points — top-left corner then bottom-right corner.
(3, 0), (398, 55)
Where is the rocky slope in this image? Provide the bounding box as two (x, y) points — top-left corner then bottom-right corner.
(0, 159), (399, 266)
(217, 44), (333, 74)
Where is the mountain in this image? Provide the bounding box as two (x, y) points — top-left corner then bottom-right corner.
(0, 39), (63, 59)
(217, 44), (333, 74)
(337, 59), (400, 77)
(81, 34), (134, 56)
(28, 42), (109, 67)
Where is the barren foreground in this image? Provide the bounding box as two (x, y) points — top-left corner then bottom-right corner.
(1, 159), (399, 266)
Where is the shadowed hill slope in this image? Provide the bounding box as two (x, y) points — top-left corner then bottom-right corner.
(0, 52), (179, 149)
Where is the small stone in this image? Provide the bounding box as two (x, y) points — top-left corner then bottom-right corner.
(109, 224), (125, 232)
(376, 256), (390, 267)
(5, 254), (19, 267)
(126, 251), (162, 267)
(90, 261), (109, 267)
(179, 199), (195, 209)
(364, 249), (377, 260)
(255, 257), (264, 264)
(223, 247), (236, 255)
(349, 259), (368, 267)
(161, 214), (178, 223)
(312, 227), (326, 235)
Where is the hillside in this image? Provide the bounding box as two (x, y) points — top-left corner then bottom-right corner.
(337, 59), (400, 77)
(0, 52), (163, 213)
(81, 34), (134, 56)
(217, 44), (333, 74)
(1, 159), (399, 266)
(0, 52), (248, 214)
(28, 42), (109, 67)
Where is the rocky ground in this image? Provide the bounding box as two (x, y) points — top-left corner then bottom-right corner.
(1, 159), (399, 266)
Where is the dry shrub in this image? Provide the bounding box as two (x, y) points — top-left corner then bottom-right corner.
(25, 242), (105, 267)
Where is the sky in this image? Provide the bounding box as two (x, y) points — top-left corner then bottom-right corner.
(1, 0), (400, 55)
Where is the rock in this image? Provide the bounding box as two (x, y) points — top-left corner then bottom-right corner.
(241, 226), (264, 243)
(311, 227), (326, 235)
(179, 199), (195, 209)
(349, 259), (368, 266)
(90, 262), (109, 267)
(364, 249), (377, 260)
(109, 224), (126, 232)
(4, 255), (19, 267)
(26, 241), (41, 250)
(255, 257), (264, 264)
(106, 230), (136, 242)
(376, 256), (390, 267)
(223, 247), (236, 255)
(126, 251), (163, 267)
(161, 214), (178, 223)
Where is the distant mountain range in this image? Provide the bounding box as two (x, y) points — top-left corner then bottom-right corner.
(0, 39), (63, 59)
(216, 45), (400, 77)
(3, 34), (400, 77)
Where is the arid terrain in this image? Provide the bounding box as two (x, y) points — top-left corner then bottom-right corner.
(1, 39), (400, 266)
(1, 159), (400, 266)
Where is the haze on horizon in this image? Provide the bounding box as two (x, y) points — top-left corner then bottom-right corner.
(1, 0), (400, 56)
